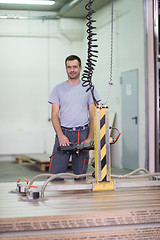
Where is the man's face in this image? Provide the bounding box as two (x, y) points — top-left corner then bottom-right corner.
(66, 60), (82, 80)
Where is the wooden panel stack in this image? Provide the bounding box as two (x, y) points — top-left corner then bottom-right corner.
(0, 181), (160, 239)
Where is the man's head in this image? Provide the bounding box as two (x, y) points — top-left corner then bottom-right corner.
(65, 55), (81, 67)
(65, 55), (82, 81)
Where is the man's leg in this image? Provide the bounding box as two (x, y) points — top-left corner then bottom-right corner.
(49, 134), (70, 175)
(72, 128), (89, 179)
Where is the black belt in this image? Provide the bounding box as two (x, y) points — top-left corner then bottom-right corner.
(61, 124), (89, 131)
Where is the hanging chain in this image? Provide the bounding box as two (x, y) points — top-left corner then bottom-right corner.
(109, 0), (114, 86)
(105, 0), (114, 105)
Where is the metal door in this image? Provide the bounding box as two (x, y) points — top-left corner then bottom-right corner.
(121, 69), (139, 170)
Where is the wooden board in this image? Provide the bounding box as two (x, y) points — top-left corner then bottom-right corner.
(1, 228), (160, 240)
(0, 180), (160, 239)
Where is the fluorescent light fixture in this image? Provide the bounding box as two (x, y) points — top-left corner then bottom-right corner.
(0, 0), (55, 5)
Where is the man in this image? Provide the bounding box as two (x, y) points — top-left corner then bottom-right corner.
(48, 55), (99, 179)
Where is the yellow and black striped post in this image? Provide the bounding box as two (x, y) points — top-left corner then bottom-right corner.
(93, 105), (114, 191)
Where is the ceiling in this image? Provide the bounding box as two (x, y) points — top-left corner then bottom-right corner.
(0, 0), (110, 18)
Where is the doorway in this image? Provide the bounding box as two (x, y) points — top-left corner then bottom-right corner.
(121, 69), (139, 170)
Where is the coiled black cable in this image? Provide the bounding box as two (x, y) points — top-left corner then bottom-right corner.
(81, 0), (99, 105)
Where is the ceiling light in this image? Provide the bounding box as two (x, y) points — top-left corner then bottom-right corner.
(0, 0), (55, 5)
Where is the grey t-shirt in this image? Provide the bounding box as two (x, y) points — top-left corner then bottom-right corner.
(48, 81), (99, 128)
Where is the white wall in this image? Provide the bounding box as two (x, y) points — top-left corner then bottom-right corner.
(0, 11), (84, 156)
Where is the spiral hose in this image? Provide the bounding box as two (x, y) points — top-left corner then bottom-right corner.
(81, 0), (99, 105)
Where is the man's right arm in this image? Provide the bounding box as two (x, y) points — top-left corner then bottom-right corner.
(51, 103), (70, 146)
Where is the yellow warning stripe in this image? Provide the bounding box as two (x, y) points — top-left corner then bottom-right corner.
(94, 106), (111, 182)
(101, 144), (106, 161)
(100, 124), (105, 137)
(100, 108), (107, 181)
(101, 165), (107, 180)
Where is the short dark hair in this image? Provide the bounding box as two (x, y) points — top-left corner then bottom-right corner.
(65, 55), (81, 67)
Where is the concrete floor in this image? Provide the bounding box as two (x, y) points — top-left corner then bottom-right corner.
(0, 160), (131, 182)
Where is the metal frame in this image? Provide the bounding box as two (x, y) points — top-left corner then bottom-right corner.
(145, 0), (159, 172)
(94, 105), (112, 183)
(153, 0), (159, 171)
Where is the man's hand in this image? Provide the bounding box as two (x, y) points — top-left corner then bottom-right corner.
(58, 134), (70, 146)
(81, 137), (93, 146)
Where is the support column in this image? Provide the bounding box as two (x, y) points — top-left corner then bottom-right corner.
(93, 105), (114, 191)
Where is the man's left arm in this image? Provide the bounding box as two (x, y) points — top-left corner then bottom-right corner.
(82, 102), (95, 143)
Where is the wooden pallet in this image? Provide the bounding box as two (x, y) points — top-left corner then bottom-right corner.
(15, 155), (36, 165)
(15, 154), (50, 172)
(15, 154), (85, 171)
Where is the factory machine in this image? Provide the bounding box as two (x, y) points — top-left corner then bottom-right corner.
(13, 0), (160, 201)
(15, 103), (160, 202)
